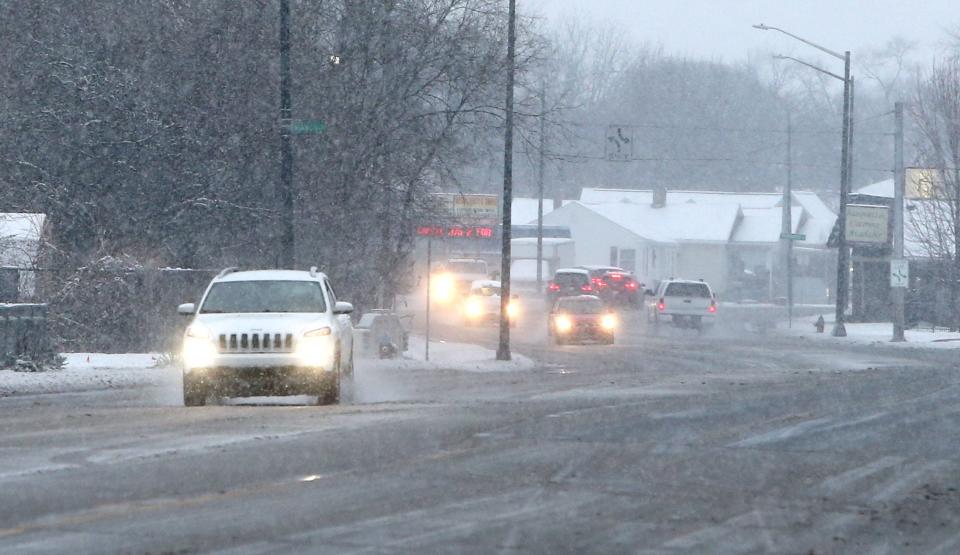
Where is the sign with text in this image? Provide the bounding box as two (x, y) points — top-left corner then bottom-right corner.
(845, 204), (889, 244)
(415, 225), (495, 239)
(430, 193), (499, 223)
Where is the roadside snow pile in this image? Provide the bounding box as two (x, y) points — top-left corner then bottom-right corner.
(784, 315), (960, 348)
(0, 353), (169, 397)
(402, 336), (536, 372)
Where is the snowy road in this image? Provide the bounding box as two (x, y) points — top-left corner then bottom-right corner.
(1, 316), (960, 554)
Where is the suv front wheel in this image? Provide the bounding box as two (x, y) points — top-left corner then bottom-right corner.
(183, 373), (207, 407)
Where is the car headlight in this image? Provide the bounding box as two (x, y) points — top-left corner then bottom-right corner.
(555, 315), (572, 333)
(296, 332), (334, 368)
(432, 274), (454, 303)
(601, 314), (617, 330)
(506, 301), (519, 319)
(182, 336), (217, 369)
(185, 324), (212, 339)
(465, 298), (483, 318)
(303, 326), (332, 337)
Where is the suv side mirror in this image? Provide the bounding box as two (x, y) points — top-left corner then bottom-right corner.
(178, 303), (196, 315)
(334, 301), (354, 315)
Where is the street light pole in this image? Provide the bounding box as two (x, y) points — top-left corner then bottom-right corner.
(834, 51), (852, 336)
(892, 101), (906, 341)
(497, 0), (517, 361)
(758, 25), (853, 336)
(536, 80), (546, 294)
(279, 0), (295, 269)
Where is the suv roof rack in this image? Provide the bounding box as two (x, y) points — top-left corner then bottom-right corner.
(309, 266), (318, 277)
(217, 267), (240, 278)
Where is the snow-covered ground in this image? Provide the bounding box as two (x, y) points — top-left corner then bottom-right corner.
(0, 338), (534, 399)
(782, 314), (960, 348)
(394, 335), (535, 372)
(0, 353), (171, 397)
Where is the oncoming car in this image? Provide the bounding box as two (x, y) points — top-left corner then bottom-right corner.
(177, 267), (354, 406)
(548, 295), (617, 345)
(461, 280), (519, 326)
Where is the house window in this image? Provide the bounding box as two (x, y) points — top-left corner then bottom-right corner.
(619, 249), (636, 273)
(610, 247), (619, 266)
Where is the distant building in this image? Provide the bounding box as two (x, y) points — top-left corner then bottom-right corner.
(535, 188), (836, 301)
(0, 212), (47, 302)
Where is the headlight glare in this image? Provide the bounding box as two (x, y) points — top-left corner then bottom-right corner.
(555, 315), (572, 333)
(601, 314), (617, 330)
(182, 336), (216, 368)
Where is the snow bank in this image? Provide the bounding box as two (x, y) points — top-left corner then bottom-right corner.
(783, 315), (960, 349)
(0, 353), (168, 397)
(401, 336), (536, 372)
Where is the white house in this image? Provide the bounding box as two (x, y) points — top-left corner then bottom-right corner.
(539, 188), (836, 300)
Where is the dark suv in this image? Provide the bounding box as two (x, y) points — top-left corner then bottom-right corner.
(546, 268), (593, 304)
(578, 266), (644, 308)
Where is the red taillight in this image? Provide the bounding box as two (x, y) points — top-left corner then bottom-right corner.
(610, 273), (623, 281)
(708, 301), (717, 313)
(591, 277), (607, 289)
(625, 280), (638, 291)
(657, 298), (665, 311)
(581, 284), (594, 292)
(548, 282), (560, 292)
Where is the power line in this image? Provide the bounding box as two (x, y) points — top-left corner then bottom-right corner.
(557, 119), (894, 137)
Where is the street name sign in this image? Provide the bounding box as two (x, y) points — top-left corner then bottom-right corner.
(780, 232), (806, 241)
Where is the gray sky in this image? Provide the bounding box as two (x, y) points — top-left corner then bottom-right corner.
(528, 0), (958, 63)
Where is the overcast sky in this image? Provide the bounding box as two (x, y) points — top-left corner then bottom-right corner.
(527, 0), (958, 63)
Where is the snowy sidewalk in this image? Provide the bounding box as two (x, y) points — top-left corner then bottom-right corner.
(0, 353), (170, 397)
(782, 314), (960, 349)
(399, 336), (536, 372)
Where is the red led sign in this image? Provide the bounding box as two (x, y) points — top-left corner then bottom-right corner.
(416, 225), (494, 239)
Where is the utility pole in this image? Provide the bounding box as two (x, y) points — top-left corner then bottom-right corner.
(833, 51), (852, 337)
(892, 101), (906, 341)
(536, 81), (546, 294)
(425, 237), (432, 360)
(497, 0), (517, 361)
(279, 0), (295, 268)
(782, 113), (794, 326)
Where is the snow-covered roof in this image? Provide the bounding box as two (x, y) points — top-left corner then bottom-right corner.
(510, 237), (574, 246)
(217, 269), (323, 282)
(732, 207), (802, 243)
(0, 213), (45, 243)
(579, 188), (835, 246)
(555, 267), (589, 275)
(855, 179), (894, 198)
(511, 197), (571, 225)
(574, 200), (741, 243)
(470, 279), (500, 289)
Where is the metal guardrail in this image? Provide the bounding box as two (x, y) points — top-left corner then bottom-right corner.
(0, 303), (50, 360)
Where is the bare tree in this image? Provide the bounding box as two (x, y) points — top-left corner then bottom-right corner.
(911, 56), (960, 329)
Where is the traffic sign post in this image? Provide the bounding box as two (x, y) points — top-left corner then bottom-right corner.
(605, 125), (633, 161)
(890, 259), (909, 289)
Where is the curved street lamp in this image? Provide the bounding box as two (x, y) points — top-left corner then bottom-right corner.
(756, 24), (853, 337)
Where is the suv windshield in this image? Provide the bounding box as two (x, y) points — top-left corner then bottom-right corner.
(557, 298), (605, 314)
(664, 282), (711, 298)
(200, 281), (327, 313)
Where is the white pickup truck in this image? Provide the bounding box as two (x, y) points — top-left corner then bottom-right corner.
(648, 279), (717, 331)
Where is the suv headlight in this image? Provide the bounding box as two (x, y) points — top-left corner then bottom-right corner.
(182, 325), (216, 368)
(297, 328), (334, 367)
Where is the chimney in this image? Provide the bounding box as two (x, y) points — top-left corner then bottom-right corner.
(652, 186), (667, 208)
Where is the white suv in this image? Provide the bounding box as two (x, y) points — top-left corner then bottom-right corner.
(648, 279), (717, 331)
(177, 268), (354, 406)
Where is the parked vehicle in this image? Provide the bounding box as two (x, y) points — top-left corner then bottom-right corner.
(548, 295), (617, 345)
(461, 280), (519, 326)
(177, 267), (354, 406)
(546, 268), (594, 304)
(648, 278), (717, 331)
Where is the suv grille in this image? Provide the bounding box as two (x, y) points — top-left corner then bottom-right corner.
(218, 333), (294, 353)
